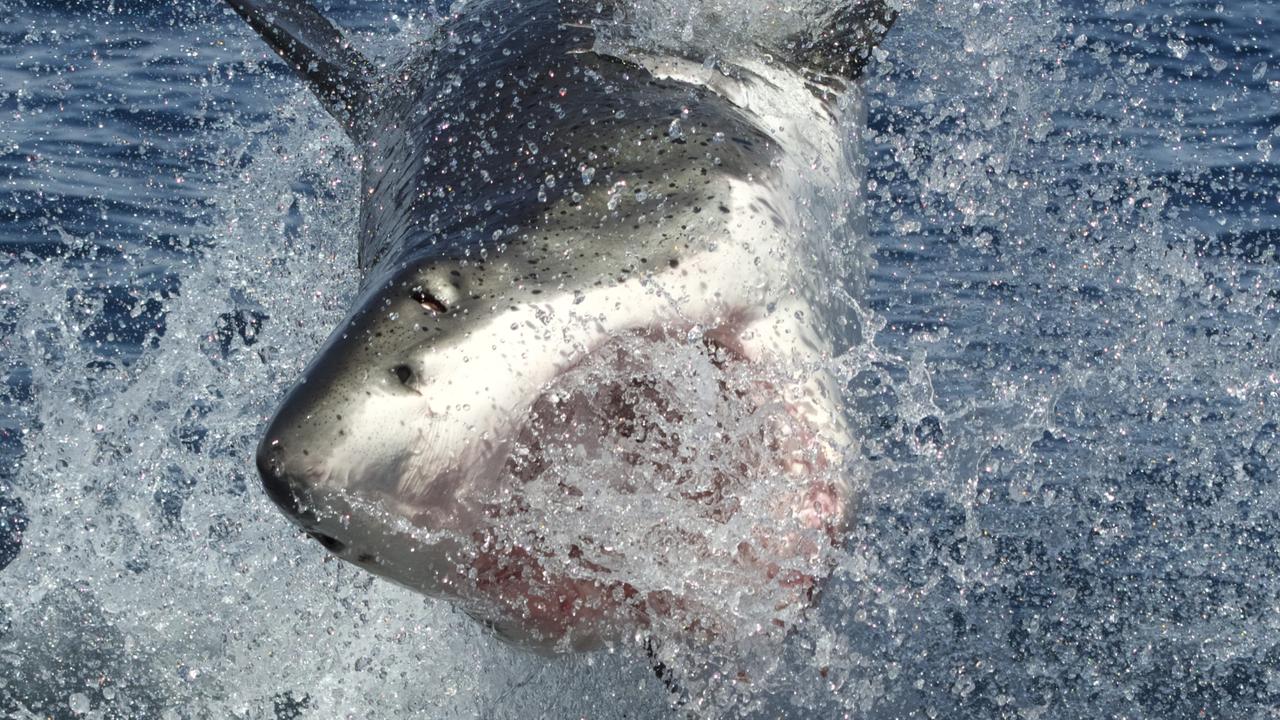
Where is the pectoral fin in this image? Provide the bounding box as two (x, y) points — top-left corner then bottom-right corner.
(224, 0), (378, 141)
(780, 1), (897, 83)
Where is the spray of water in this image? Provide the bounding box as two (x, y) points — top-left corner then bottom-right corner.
(2, 0), (1277, 717)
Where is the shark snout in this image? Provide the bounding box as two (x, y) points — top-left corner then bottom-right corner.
(256, 426), (360, 555)
(254, 348), (441, 536)
(256, 436), (314, 525)
(258, 448), (347, 556)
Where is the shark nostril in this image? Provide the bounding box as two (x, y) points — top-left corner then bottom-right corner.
(306, 531), (346, 553)
(392, 364), (413, 385)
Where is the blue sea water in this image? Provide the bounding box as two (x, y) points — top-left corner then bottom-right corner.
(0, 0), (1277, 718)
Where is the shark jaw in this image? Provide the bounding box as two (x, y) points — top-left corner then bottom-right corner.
(257, 265), (852, 653)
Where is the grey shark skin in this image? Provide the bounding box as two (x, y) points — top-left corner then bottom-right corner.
(230, 0), (893, 652)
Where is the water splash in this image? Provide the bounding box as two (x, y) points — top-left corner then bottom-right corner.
(1, 0), (1277, 718)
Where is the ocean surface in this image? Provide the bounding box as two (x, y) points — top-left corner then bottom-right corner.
(1, 0), (1277, 718)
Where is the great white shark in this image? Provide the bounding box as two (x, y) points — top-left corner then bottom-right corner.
(228, 0), (894, 653)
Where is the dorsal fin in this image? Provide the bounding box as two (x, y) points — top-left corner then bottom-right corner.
(778, 0), (897, 83)
(224, 0), (378, 141)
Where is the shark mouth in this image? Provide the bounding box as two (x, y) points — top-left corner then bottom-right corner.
(455, 328), (847, 648)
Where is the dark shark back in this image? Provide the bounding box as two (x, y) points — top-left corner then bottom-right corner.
(354, 6), (780, 275)
(223, 0), (895, 277)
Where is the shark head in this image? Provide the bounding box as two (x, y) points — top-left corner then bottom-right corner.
(230, 0), (892, 652)
(257, 221), (853, 649)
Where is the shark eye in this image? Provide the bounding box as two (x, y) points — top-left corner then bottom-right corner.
(412, 287), (447, 314)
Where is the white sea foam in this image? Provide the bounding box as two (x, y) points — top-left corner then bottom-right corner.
(3, 0), (1278, 717)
